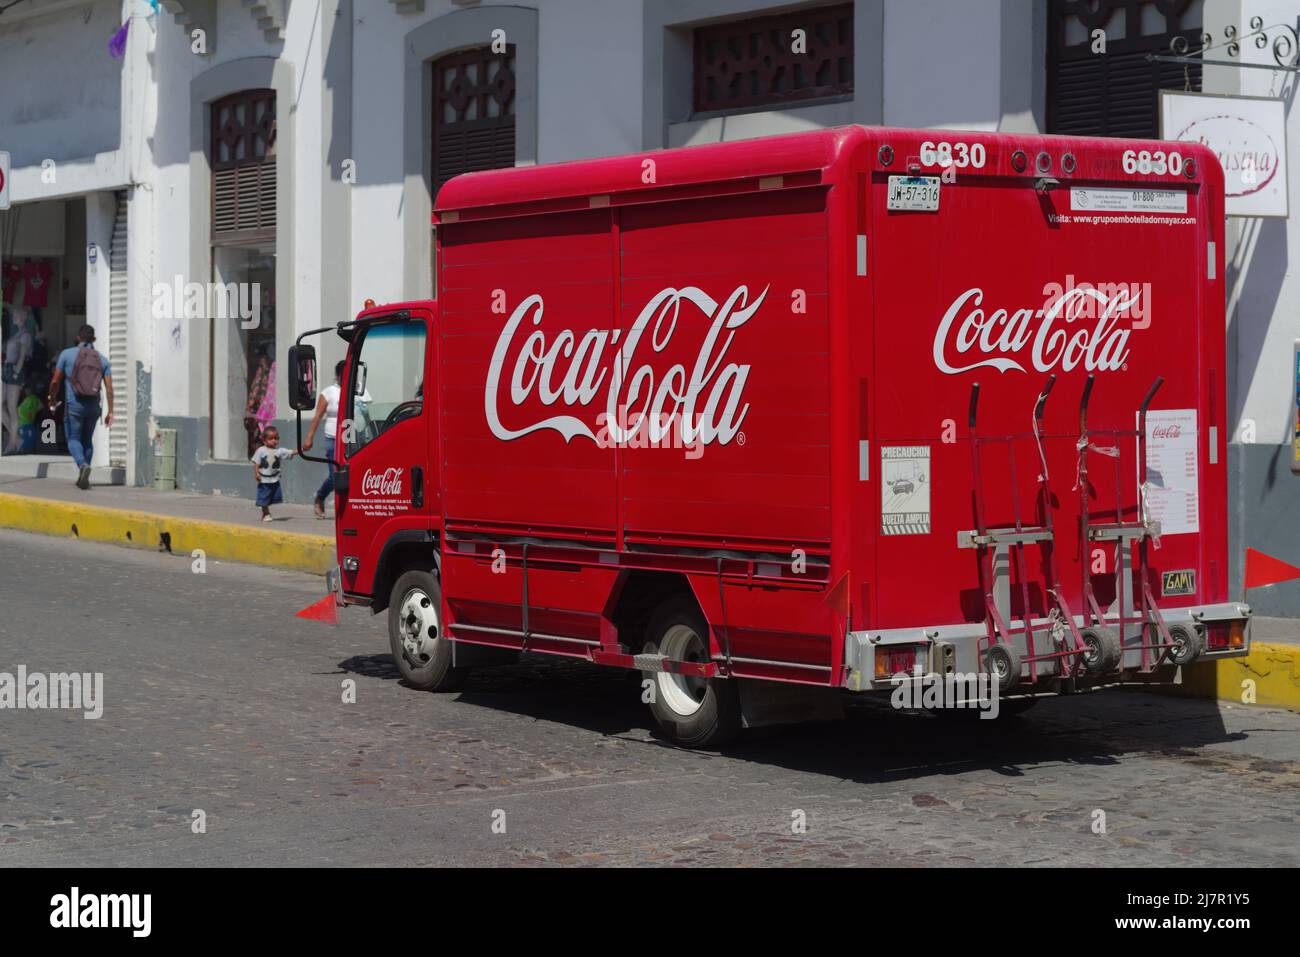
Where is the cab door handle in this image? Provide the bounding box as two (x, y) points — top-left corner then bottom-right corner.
(411, 467), (424, 508)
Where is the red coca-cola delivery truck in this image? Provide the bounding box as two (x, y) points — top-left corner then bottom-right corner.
(290, 126), (1251, 747)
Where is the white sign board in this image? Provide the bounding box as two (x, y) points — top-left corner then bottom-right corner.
(0, 151), (9, 211)
(1070, 187), (1187, 214)
(1160, 91), (1288, 218)
(1143, 409), (1200, 537)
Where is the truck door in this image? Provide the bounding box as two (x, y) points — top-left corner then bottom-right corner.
(337, 309), (435, 598)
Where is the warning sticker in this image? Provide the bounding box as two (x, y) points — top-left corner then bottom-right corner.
(881, 446), (930, 535)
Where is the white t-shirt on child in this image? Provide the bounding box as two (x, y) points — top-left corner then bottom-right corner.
(252, 446), (293, 484)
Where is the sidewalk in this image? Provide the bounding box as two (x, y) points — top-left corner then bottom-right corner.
(0, 473), (333, 574)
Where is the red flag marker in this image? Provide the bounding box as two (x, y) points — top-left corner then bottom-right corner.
(1245, 548), (1300, 589)
(295, 593), (339, 625)
(823, 572), (850, 619)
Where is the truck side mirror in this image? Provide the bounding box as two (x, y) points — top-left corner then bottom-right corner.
(288, 344), (317, 412)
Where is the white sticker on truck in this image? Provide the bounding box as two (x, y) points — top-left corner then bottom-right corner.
(881, 446), (930, 535)
(1070, 187), (1188, 214)
(1143, 409), (1199, 536)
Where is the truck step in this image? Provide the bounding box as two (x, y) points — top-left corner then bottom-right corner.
(591, 649), (718, 677)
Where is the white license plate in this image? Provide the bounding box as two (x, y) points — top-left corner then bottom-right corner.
(887, 175), (940, 212)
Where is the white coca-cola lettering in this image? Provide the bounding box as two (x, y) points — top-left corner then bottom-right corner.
(485, 285), (767, 446)
(361, 467), (404, 496)
(933, 285), (1140, 375)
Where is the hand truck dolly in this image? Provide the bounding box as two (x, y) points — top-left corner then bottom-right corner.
(962, 375), (1097, 692)
(1075, 374), (1204, 672)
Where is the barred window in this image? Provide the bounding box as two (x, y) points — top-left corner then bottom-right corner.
(432, 45), (517, 200)
(1048, 0), (1203, 138)
(693, 3), (853, 114)
(210, 90), (277, 245)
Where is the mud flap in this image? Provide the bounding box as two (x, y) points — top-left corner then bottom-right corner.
(738, 678), (844, 729)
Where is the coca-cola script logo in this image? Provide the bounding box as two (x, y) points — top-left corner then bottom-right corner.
(361, 467), (404, 496)
(934, 285), (1143, 375)
(485, 285), (767, 446)
(1152, 425), (1182, 440)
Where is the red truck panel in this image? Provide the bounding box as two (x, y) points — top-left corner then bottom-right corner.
(423, 125), (1229, 684)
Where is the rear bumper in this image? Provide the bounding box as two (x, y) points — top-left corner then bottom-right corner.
(844, 601), (1252, 693)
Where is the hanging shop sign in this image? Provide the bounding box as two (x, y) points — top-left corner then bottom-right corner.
(1160, 92), (1288, 218)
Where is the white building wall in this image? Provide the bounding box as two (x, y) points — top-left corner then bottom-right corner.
(149, 11), (201, 425)
(0, 0), (124, 178)
(882, 0), (1003, 132)
(536, 0), (643, 163)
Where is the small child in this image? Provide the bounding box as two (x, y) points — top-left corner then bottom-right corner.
(15, 387), (42, 453)
(250, 427), (297, 521)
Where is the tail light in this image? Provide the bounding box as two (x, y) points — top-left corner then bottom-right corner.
(875, 644), (921, 679)
(1206, 620), (1245, 651)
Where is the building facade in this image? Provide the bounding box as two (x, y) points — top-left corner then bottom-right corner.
(1, 0), (1296, 611)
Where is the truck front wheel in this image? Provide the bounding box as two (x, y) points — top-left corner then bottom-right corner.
(642, 598), (742, 749)
(388, 570), (466, 692)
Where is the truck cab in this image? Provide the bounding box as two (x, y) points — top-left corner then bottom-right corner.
(290, 301), (440, 611)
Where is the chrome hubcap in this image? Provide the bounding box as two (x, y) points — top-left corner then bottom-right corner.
(649, 625), (709, 718)
(398, 588), (439, 666)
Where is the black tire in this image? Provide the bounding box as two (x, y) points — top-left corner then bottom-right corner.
(1166, 622), (1203, 666)
(1079, 625), (1122, 675)
(642, 597), (741, 749)
(387, 569), (467, 692)
(984, 641), (1022, 694)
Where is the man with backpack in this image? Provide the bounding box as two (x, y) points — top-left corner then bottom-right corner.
(47, 324), (114, 490)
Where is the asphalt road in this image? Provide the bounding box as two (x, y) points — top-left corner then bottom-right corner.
(2, 528), (1298, 867)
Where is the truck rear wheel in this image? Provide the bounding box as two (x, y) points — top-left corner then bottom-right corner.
(388, 570), (466, 692)
(1166, 622), (1203, 666)
(642, 598), (741, 749)
(1079, 626), (1122, 675)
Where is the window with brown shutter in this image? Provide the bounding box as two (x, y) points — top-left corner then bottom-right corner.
(693, 3), (854, 115)
(431, 46), (517, 201)
(211, 90), (277, 245)
(1048, 0), (1203, 138)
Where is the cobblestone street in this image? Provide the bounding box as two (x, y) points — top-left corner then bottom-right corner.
(1, 529), (1298, 867)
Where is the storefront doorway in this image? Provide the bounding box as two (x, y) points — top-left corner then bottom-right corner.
(0, 199), (84, 457)
(210, 243), (276, 461)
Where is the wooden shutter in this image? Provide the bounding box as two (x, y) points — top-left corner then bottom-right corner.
(211, 90), (277, 244)
(1048, 0), (1202, 138)
(432, 46), (516, 200)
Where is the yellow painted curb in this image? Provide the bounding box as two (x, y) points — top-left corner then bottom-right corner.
(0, 492), (333, 575)
(1166, 642), (1300, 711)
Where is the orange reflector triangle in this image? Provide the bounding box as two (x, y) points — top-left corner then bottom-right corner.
(295, 593), (339, 625)
(1245, 548), (1300, 589)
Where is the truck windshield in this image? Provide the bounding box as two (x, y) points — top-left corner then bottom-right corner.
(346, 320), (426, 455)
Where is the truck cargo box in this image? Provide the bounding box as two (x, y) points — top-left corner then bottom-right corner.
(304, 125), (1251, 747)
